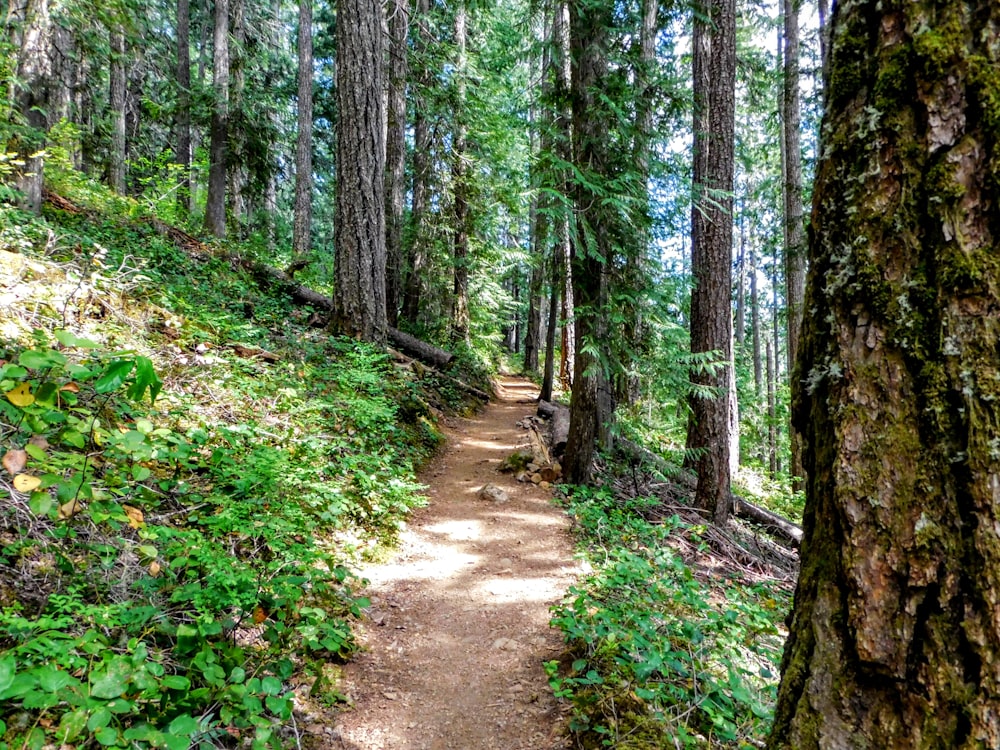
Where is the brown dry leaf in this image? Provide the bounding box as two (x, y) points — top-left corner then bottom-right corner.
(6, 383), (34, 407)
(60, 382), (80, 393)
(28, 435), (50, 451)
(149, 560), (162, 576)
(13, 474), (41, 492)
(3, 449), (27, 475)
(58, 499), (82, 519)
(123, 504), (144, 529)
(253, 606), (268, 624)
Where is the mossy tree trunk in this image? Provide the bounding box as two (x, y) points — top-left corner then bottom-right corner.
(768, 0), (1000, 746)
(332, 0), (387, 343)
(686, 0), (736, 524)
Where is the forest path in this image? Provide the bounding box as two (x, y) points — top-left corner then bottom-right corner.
(327, 376), (582, 750)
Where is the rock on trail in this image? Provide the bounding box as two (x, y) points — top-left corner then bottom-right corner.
(326, 377), (583, 750)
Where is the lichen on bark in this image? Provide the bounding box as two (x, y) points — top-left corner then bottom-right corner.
(768, 0), (1000, 747)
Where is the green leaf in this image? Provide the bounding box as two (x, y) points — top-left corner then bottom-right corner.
(59, 708), (88, 742)
(260, 676), (282, 696)
(87, 706), (113, 731)
(161, 675), (191, 690)
(24, 443), (47, 461)
(127, 356), (162, 404)
(90, 657), (132, 699)
(228, 667), (246, 684)
(94, 726), (119, 746)
(19, 349), (66, 370)
(0, 657), (15, 693)
(55, 330), (100, 348)
(167, 714), (199, 736)
(95, 360), (135, 394)
(38, 665), (74, 692)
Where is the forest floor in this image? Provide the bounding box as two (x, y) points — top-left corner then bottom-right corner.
(321, 376), (583, 750)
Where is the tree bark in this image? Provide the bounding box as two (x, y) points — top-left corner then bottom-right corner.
(751, 243), (762, 397)
(226, 0), (245, 234)
(553, 0), (574, 392)
(203, 0), (229, 238)
(332, 0), (387, 343)
(770, 0), (1000, 745)
(687, 0), (735, 524)
(10, 0), (51, 213)
(400, 0), (431, 325)
(108, 28), (127, 193)
(782, 0), (806, 491)
(384, 0), (409, 328)
(290, 0), (314, 268)
(450, 0), (471, 344)
(540, 247), (560, 402)
(562, 0), (614, 485)
(766, 336), (776, 476)
(176, 0), (192, 214)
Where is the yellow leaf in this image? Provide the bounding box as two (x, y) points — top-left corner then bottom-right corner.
(253, 606), (268, 624)
(123, 504), (144, 529)
(58, 499), (82, 519)
(3, 449), (26, 475)
(13, 474), (41, 492)
(149, 560), (162, 576)
(6, 383), (34, 407)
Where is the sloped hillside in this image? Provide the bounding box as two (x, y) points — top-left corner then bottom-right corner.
(0, 178), (480, 750)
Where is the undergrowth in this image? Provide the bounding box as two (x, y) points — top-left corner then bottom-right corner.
(549, 486), (790, 749)
(0, 172), (455, 750)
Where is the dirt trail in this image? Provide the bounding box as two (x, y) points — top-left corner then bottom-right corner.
(327, 377), (583, 750)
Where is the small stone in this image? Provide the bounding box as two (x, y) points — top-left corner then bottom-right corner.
(539, 481), (551, 490)
(516, 472), (528, 482)
(478, 483), (510, 503)
(530, 473), (543, 484)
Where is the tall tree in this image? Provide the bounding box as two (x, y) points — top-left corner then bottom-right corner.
(176, 0), (193, 213)
(768, 0), (1000, 744)
(10, 0), (51, 213)
(562, 0), (614, 484)
(290, 0), (313, 271)
(203, 0), (230, 237)
(108, 27), (127, 193)
(782, 0), (806, 488)
(226, 0), (246, 232)
(384, 0), (409, 327)
(450, 0), (471, 343)
(686, 0), (736, 524)
(400, 0), (432, 325)
(333, 0), (387, 342)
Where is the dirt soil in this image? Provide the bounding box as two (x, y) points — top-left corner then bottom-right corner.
(324, 377), (584, 750)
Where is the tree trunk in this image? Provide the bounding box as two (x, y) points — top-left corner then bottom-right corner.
(10, 0), (50, 213)
(524, 210), (545, 371)
(735, 211), (746, 349)
(176, 0), (192, 214)
(686, 0), (735, 525)
(751, 244), (762, 397)
(562, 0), (614, 485)
(766, 336), (776, 476)
(553, 0), (573, 392)
(384, 0), (409, 327)
(540, 247), (560, 402)
(450, 0), (471, 344)
(332, 0), (387, 343)
(400, 0), (431, 325)
(108, 28), (127, 193)
(226, 0), (245, 234)
(290, 0), (314, 268)
(203, 0), (229, 238)
(769, 0), (1000, 745)
(782, 0), (806, 491)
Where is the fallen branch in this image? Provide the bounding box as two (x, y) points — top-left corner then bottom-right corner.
(615, 437), (802, 549)
(388, 348), (489, 402)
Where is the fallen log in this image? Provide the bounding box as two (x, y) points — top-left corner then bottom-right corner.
(387, 327), (454, 369)
(238, 262), (456, 370)
(388, 348), (490, 402)
(615, 437), (803, 548)
(537, 399), (570, 456)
